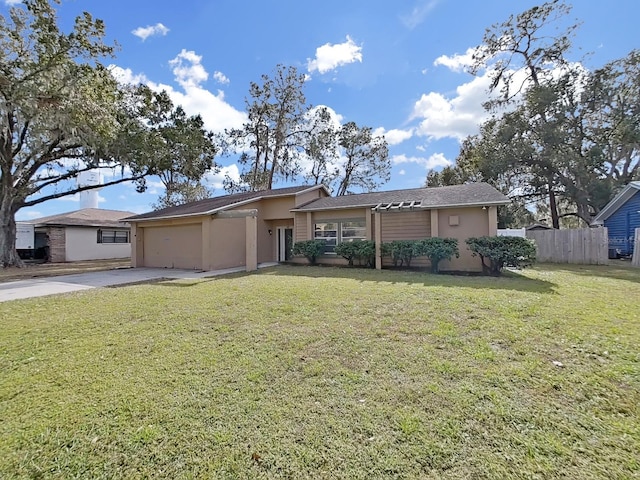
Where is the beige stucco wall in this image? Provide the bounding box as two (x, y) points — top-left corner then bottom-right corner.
(436, 207), (491, 272)
(231, 199), (291, 264)
(208, 217), (247, 269)
(294, 187), (329, 207)
(256, 197), (295, 220)
(65, 227), (130, 261)
(131, 194), (301, 270)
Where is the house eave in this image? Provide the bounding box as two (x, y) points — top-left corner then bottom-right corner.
(291, 199), (509, 213)
(295, 184), (331, 197)
(33, 222), (130, 228)
(129, 191), (313, 223)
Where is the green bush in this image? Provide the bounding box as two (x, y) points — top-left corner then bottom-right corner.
(381, 240), (421, 267)
(466, 236), (536, 275)
(417, 237), (459, 273)
(292, 240), (326, 265)
(334, 240), (376, 267)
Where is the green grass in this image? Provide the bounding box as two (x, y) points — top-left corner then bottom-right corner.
(1, 264), (639, 479)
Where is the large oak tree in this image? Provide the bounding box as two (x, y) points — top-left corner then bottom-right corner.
(429, 1), (639, 227)
(0, 1), (218, 266)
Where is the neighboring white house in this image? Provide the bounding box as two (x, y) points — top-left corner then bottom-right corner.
(28, 208), (134, 262)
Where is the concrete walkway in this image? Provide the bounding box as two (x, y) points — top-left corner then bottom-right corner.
(0, 263), (278, 303)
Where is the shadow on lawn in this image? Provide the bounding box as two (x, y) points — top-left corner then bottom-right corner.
(258, 265), (557, 294)
(539, 262), (640, 285)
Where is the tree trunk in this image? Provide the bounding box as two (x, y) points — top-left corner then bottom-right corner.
(0, 192), (23, 268)
(548, 185), (560, 229)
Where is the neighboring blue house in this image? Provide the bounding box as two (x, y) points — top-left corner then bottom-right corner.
(592, 181), (640, 257)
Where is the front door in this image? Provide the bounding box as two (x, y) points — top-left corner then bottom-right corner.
(278, 227), (294, 262)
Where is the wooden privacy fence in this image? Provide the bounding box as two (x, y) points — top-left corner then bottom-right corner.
(526, 228), (609, 265)
(633, 228), (640, 268)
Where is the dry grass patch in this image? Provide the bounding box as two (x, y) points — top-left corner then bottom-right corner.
(0, 264), (638, 478)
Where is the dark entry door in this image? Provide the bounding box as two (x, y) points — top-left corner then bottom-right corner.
(284, 228), (293, 261)
(279, 227), (294, 262)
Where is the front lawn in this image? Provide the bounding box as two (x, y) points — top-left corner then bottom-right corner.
(1, 265), (638, 478)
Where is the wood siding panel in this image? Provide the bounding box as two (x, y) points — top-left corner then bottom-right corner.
(380, 211), (431, 267)
(380, 211), (431, 242)
(604, 190), (640, 256)
(294, 212), (308, 243)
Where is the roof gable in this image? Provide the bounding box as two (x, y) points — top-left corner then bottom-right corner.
(127, 185), (327, 222)
(592, 182), (640, 224)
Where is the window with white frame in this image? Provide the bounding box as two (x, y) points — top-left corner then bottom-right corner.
(97, 229), (130, 244)
(314, 219), (366, 253)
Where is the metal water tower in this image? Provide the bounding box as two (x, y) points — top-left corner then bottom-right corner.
(78, 171), (102, 209)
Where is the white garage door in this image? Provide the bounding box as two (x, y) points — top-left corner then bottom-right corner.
(143, 224), (202, 269)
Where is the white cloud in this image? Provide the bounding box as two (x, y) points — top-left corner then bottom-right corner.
(400, 0), (439, 29)
(129, 205), (154, 214)
(372, 127), (413, 146)
(213, 71), (230, 85)
(4, 0), (21, 5)
(132, 23), (169, 41)
(169, 49), (208, 88)
(307, 35), (363, 75)
(109, 66), (148, 85)
(412, 58), (577, 142)
(17, 210), (43, 220)
(411, 73), (494, 141)
(157, 83), (246, 133)
(433, 47), (479, 73)
(310, 104), (344, 127)
(204, 164), (241, 191)
(391, 153), (452, 170)
(108, 49), (246, 134)
(145, 180), (166, 195)
(398, 169), (406, 176)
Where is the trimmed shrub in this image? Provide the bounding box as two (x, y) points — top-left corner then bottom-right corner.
(335, 240), (376, 267)
(466, 236), (536, 275)
(381, 240), (420, 267)
(292, 240), (326, 265)
(417, 237), (459, 273)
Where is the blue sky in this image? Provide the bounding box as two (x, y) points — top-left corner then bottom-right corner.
(7, 0), (638, 220)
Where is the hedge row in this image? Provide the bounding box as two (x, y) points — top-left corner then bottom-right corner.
(292, 236), (536, 275)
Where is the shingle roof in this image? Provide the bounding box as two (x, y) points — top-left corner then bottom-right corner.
(591, 181), (640, 225)
(126, 185), (321, 222)
(29, 208), (135, 228)
(293, 183), (510, 211)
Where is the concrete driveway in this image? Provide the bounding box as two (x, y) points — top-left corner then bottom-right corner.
(0, 264), (277, 302)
